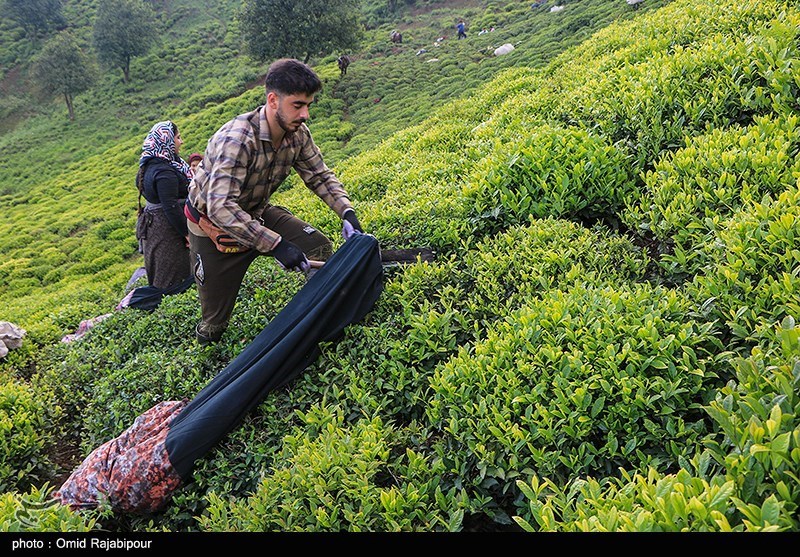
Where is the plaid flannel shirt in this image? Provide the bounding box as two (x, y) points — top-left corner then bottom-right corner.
(187, 105), (352, 253)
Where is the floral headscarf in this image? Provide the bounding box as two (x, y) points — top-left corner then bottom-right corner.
(140, 121), (192, 179)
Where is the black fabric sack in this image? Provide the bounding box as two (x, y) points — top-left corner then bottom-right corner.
(165, 232), (383, 479)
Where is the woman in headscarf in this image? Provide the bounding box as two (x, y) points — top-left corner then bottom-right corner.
(135, 121), (193, 289)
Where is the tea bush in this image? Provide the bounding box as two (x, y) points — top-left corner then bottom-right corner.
(0, 486), (97, 532)
(460, 219), (649, 322)
(623, 115), (800, 280)
(686, 184), (800, 349)
(199, 410), (462, 531)
(0, 381), (60, 493)
(514, 468), (744, 532)
(513, 318), (800, 531)
(465, 126), (636, 235)
(703, 318), (800, 530)
(427, 283), (726, 508)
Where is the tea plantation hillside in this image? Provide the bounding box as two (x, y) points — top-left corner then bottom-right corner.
(1, 0), (799, 533)
(0, 0), (665, 354)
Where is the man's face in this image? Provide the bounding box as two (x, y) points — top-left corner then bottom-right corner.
(270, 92), (314, 133)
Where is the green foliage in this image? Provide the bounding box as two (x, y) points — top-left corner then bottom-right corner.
(513, 468), (742, 532)
(2, 0), (65, 36)
(0, 380), (60, 493)
(30, 30), (97, 120)
(93, 0), (159, 83)
(460, 219), (650, 322)
(427, 283), (725, 508)
(514, 317), (800, 532)
(31, 289), (215, 450)
(624, 115), (800, 281)
(199, 410), (462, 531)
(239, 0), (364, 63)
(686, 183), (800, 347)
(703, 317), (800, 531)
(0, 485), (98, 532)
(466, 126), (636, 234)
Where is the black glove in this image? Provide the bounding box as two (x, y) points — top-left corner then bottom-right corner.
(342, 209), (363, 240)
(270, 239), (310, 272)
(343, 209), (363, 232)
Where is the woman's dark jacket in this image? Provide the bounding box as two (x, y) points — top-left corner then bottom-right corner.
(140, 156), (190, 237)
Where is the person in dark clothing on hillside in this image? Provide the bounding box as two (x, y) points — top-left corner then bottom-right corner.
(185, 58), (364, 344)
(337, 54), (350, 76)
(135, 121), (193, 289)
(457, 19), (467, 39)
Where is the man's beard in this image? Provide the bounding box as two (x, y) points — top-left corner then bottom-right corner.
(276, 108), (304, 133)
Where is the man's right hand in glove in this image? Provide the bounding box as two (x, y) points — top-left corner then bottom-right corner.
(270, 238), (310, 273)
(342, 209), (363, 241)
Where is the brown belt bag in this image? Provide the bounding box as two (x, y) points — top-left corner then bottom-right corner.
(184, 203), (250, 254)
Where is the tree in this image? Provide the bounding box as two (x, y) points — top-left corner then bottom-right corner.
(92, 0), (159, 83)
(3, 0), (66, 37)
(239, 0), (363, 64)
(30, 31), (96, 120)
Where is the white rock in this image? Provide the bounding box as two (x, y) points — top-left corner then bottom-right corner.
(0, 321), (25, 351)
(494, 43), (515, 56)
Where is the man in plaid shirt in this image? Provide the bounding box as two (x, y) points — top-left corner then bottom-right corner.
(186, 58), (364, 344)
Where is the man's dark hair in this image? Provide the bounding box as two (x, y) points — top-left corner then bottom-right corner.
(265, 58), (322, 97)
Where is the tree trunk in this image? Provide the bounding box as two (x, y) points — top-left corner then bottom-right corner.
(64, 92), (75, 121)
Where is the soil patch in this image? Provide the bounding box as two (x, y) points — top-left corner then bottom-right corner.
(49, 436), (84, 489)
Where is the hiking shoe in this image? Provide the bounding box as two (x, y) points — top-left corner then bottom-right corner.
(195, 323), (221, 345)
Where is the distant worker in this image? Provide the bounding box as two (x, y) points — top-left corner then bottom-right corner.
(337, 54), (350, 76)
(457, 19), (467, 39)
(390, 30), (402, 44)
